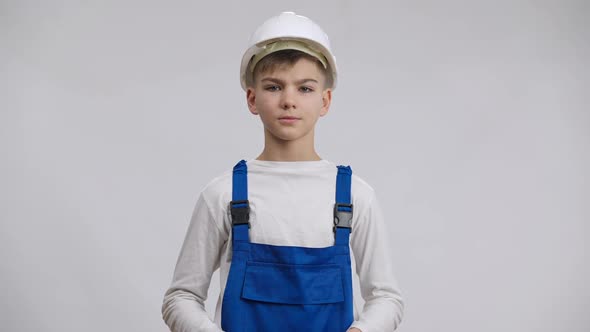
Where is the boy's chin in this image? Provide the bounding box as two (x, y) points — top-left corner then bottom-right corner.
(267, 129), (309, 142)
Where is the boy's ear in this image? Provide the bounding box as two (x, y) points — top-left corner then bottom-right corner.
(320, 88), (332, 117)
(246, 87), (258, 115)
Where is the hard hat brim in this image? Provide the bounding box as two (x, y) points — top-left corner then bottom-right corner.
(240, 36), (338, 91)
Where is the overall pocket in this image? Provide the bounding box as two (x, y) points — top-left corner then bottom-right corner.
(241, 261), (344, 304)
(237, 261), (348, 331)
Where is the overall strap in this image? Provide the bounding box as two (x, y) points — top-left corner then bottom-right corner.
(230, 159), (250, 245)
(334, 165), (353, 246)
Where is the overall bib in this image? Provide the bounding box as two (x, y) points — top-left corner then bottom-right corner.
(221, 160), (354, 332)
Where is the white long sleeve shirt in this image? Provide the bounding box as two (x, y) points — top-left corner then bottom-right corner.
(161, 158), (404, 332)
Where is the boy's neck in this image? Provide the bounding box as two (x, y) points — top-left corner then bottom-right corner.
(256, 149), (322, 162)
(256, 134), (322, 162)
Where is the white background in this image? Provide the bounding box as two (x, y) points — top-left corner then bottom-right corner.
(2, 0), (588, 331)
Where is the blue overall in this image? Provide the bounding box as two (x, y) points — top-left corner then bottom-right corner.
(221, 159), (355, 332)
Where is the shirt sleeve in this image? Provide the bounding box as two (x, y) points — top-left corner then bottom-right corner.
(348, 189), (405, 331)
(161, 192), (226, 332)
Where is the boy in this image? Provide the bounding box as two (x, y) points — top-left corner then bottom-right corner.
(162, 11), (404, 332)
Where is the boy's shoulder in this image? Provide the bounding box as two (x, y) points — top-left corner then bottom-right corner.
(198, 167), (233, 209)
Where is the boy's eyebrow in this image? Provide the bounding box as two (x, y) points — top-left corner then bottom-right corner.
(260, 78), (319, 84)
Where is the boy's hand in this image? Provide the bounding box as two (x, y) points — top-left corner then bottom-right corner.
(347, 328), (362, 332)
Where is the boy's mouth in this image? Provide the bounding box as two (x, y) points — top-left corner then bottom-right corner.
(278, 116), (300, 124)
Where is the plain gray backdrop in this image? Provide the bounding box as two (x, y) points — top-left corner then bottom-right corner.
(2, 0), (589, 331)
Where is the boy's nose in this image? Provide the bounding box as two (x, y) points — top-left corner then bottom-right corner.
(280, 88), (296, 110)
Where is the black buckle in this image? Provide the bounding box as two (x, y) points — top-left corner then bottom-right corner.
(333, 202), (353, 232)
(230, 199), (250, 228)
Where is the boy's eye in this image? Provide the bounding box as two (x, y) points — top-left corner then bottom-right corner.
(300, 86), (314, 93)
(265, 85), (280, 91)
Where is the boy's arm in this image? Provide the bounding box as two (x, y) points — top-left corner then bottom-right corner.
(161, 192), (226, 332)
(348, 189), (405, 331)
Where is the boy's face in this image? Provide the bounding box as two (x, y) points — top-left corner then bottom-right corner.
(246, 57), (332, 143)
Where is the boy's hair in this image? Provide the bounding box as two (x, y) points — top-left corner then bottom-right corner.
(246, 49), (333, 90)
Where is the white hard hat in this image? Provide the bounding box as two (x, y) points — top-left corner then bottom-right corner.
(239, 11), (338, 91)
